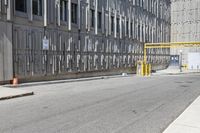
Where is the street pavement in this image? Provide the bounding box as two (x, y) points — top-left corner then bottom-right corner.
(0, 74), (200, 133)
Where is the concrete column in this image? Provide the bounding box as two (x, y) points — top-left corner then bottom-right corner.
(119, 14), (122, 39)
(125, 16), (127, 37)
(0, 21), (13, 81)
(62, 1), (65, 21)
(108, 7), (111, 35)
(28, 0), (33, 21)
(114, 10), (117, 38)
(6, 0), (11, 21)
(132, 19), (134, 39)
(68, 0), (71, 30)
(78, 0), (81, 29)
(102, 6), (105, 34)
(0, 0), (2, 13)
(57, 0), (60, 26)
(86, 0), (90, 31)
(95, 0), (98, 34)
(129, 15), (131, 38)
(44, 0), (47, 27)
(140, 21), (142, 42)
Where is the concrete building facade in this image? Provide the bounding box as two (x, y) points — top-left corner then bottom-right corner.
(171, 0), (200, 69)
(0, 0), (171, 82)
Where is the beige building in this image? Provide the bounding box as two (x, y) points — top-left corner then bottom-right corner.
(171, 0), (200, 69)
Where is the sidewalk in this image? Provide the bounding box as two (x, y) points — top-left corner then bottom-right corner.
(0, 86), (34, 100)
(163, 96), (200, 133)
(1, 74), (130, 100)
(153, 66), (200, 76)
(4, 74), (130, 88)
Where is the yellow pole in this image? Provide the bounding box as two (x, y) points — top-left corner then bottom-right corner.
(145, 41), (200, 45)
(141, 63), (144, 76)
(149, 64), (151, 76)
(145, 64), (148, 76)
(143, 44), (147, 76)
(144, 44), (147, 64)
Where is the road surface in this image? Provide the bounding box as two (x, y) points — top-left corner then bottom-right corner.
(0, 74), (200, 133)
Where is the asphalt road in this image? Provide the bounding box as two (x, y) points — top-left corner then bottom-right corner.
(0, 74), (200, 133)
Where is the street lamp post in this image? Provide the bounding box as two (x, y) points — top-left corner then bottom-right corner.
(180, 50), (183, 72)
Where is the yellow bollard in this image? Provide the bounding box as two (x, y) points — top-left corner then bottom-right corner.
(136, 61), (152, 76)
(149, 64), (152, 76)
(143, 64), (152, 76)
(146, 64), (149, 76)
(141, 63), (144, 76)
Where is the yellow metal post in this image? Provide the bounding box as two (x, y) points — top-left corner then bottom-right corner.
(141, 62), (144, 76)
(149, 64), (152, 76)
(144, 44), (147, 64)
(145, 64), (148, 76)
(143, 44), (147, 76)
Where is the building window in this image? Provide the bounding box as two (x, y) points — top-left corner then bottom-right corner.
(111, 16), (114, 32)
(60, 0), (67, 21)
(131, 22), (133, 36)
(98, 12), (102, 29)
(33, 0), (42, 16)
(138, 24), (140, 39)
(0, 1), (1, 12)
(90, 9), (95, 27)
(117, 18), (120, 33)
(71, 3), (77, 24)
(126, 21), (129, 35)
(16, 0), (27, 12)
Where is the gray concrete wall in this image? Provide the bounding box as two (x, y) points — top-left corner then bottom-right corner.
(171, 0), (200, 66)
(0, 21), (13, 81)
(0, 0), (13, 82)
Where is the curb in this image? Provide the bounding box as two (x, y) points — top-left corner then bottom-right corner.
(4, 74), (133, 88)
(153, 72), (200, 76)
(0, 92), (34, 101)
